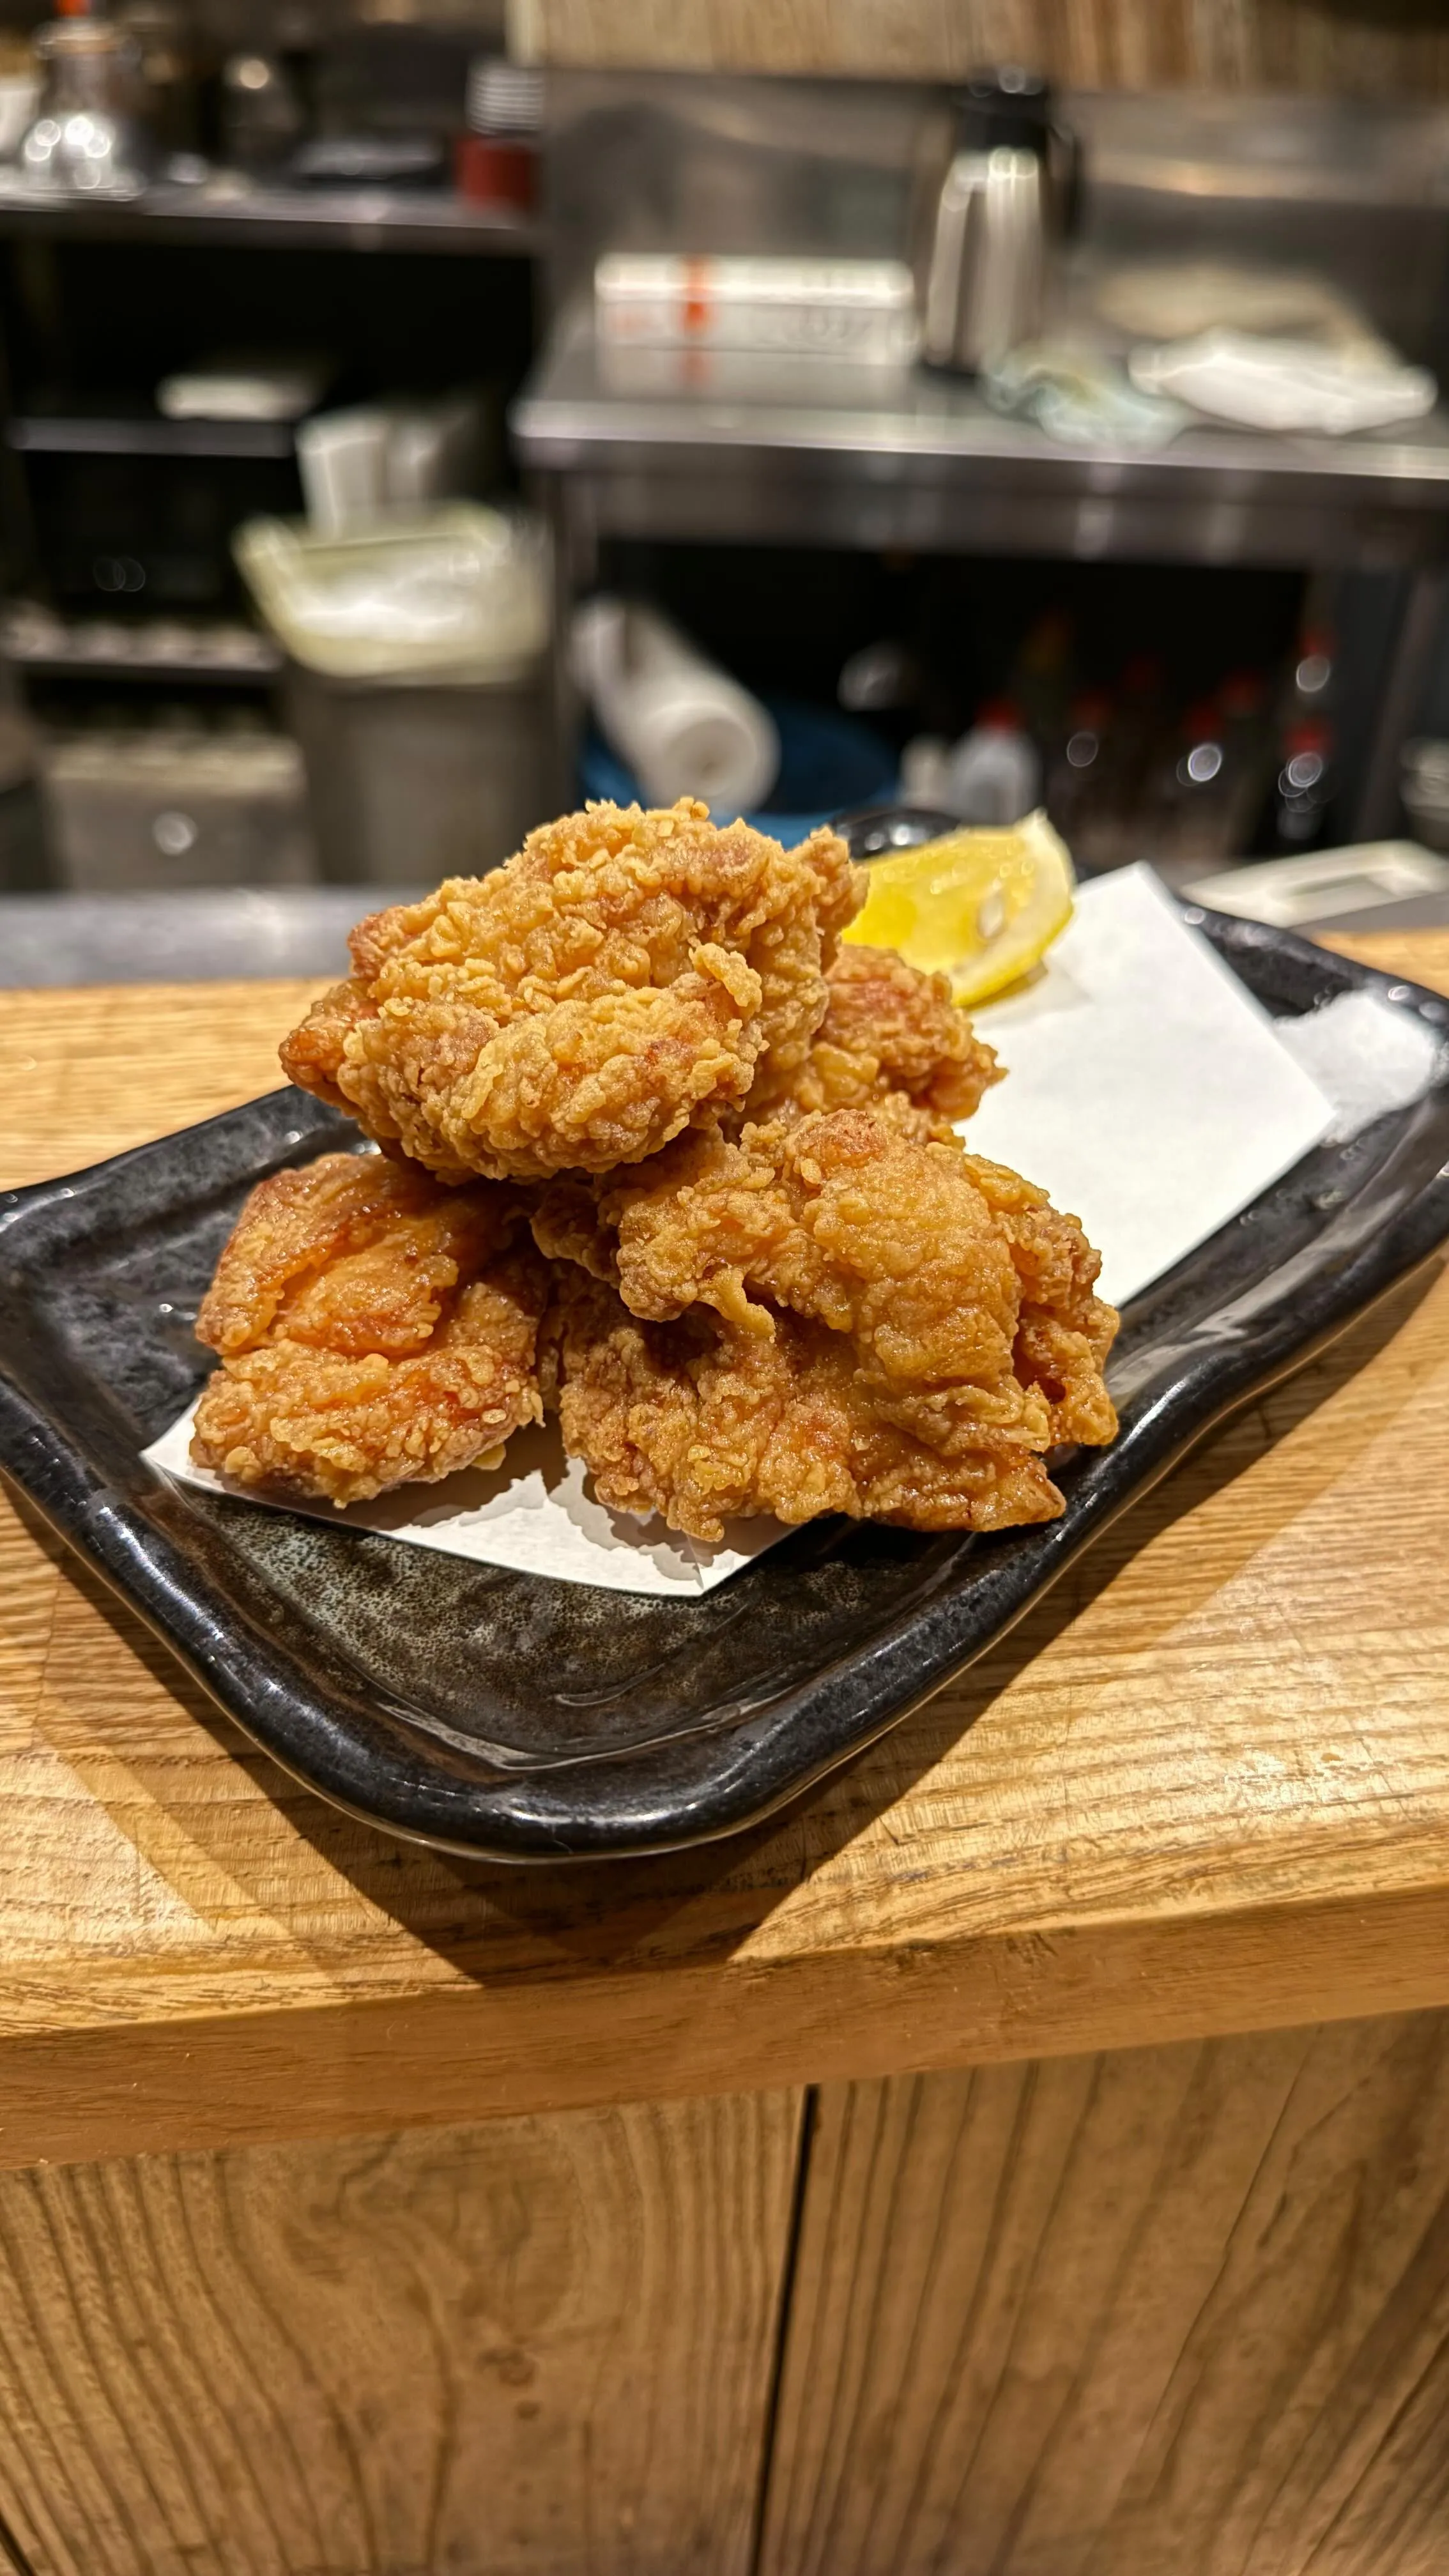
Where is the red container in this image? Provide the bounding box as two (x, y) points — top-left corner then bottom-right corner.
(454, 133), (536, 213)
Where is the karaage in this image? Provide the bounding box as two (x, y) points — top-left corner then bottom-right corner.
(192, 804), (1119, 1544)
(280, 798), (862, 1184)
(192, 1151), (545, 1505)
(752, 941), (1000, 1137)
(540, 1107), (1118, 1542)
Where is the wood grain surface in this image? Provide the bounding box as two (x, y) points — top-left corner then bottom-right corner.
(758, 2012), (1449, 2576)
(521, 0), (1449, 96)
(0, 2089), (801, 2576)
(0, 931), (1446, 2170)
(0, 978), (313, 1192)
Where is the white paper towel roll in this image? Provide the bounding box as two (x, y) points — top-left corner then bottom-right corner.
(571, 596), (779, 815)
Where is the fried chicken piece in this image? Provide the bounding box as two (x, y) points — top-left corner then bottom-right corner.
(544, 1271), (1073, 1545)
(540, 1108), (1118, 1542)
(961, 1152), (1119, 1447)
(752, 942), (1000, 1137)
(191, 1152), (545, 1506)
(529, 1173), (619, 1285)
(279, 799), (863, 1186)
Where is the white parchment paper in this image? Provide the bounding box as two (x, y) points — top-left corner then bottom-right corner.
(968, 864), (1335, 1307)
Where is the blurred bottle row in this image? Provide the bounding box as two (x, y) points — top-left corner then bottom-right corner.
(866, 606), (1338, 867)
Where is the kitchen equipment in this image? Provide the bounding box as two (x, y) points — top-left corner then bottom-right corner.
(293, 409), (391, 535)
(21, 19), (150, 197)
(218, 49), (303, 176)
(1187, 841), (1449, 931)
(1400, 739), (1449, 852)
(457, 55), (540, 211)
(289, 134), (443, 187)
(23, 442), (299, 617)
(38, 726), (314, 891)
(158, 358), (329, 425)
(595, 256), (919, 362)
(116, 0), (194, 157)
(918, 66), (1075, 374)
(292, 400), (486, 534)
(284, 662), (551, 885)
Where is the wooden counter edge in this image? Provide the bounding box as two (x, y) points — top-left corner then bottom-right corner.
(6, 1875), (1449, 2172)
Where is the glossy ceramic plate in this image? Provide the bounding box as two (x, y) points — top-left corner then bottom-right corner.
(2, 838), (1448, 1860)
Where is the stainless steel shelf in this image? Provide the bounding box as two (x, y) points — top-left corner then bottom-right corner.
(514, 317), (1449, 572)
(3, 613), (283, 684)
(0, 180), (540, 259)
(8, 415), (296, 459)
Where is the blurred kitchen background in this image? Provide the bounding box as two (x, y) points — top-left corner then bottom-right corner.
(6, 0), (1449, 976)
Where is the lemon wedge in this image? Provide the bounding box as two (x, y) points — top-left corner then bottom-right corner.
(843, 809), (1076, 1006)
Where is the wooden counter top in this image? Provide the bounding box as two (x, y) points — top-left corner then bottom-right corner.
(3, 933), (1448, 2175)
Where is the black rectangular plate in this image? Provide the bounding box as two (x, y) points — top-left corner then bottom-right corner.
(2, 907), (1448, 1862)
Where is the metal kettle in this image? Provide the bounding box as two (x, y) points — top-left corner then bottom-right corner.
(919, 68), (1075, 374)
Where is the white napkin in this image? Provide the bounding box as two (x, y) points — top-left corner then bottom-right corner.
(144, 868), (1339, 1593)
(1128, 330), (1437, 436)
(967, 864), (1335, 1307)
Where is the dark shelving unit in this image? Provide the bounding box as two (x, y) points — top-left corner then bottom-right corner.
(8, 414), (298, 459)
(0, 181), (540, 260)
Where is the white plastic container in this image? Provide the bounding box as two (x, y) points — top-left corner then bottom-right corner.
(571, 597), (779, 815)
(295, 409), (392, 537)
(295, 397), (486, 536)
(235, 506), (550, 683)
(941, 707), (1042, 826)
(594, 256), (920, 362)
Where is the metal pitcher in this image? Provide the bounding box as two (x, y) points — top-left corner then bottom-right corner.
(919, 67), (1077, 374)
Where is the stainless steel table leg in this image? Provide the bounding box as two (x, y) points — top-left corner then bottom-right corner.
(533, 471), (598, 811)
(1354, 562), (1449, 842)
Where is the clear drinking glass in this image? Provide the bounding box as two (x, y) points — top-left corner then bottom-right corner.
(21, 22), (148, 197)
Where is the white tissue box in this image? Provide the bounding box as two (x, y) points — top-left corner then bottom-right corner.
(594, 255), (920, 361)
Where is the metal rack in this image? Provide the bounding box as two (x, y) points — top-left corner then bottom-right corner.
(517, 73), (1449, 847)
(0, 179), (539, 259)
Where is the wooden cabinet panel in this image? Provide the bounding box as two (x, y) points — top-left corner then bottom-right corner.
(760, 2014), (1449, 2576)
(519, 0), (1449, 95)
(0, 2090), (802, 2576)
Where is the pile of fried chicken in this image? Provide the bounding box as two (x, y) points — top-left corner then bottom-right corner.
(191, 799), (1119, 1544)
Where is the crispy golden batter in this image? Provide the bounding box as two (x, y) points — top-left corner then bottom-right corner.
(279, 799), (862, 1185)
(528, 1174), (619, 1285)
(960, 1151), (1119, 1447)
(526, 940), (1002, 1276)
(192, 1153), (544, 1506)
(540, 1108), (1118, 1542)
(753, 942), (1000, 1136)
(544, 1271), (1070, 1545)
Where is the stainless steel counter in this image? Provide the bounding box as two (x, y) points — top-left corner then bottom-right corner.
(0, 887), (411, 987)
(4, 864), (1448, 991)
(514, 316), (1449, 573)
(514, 313), (1449, 833)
